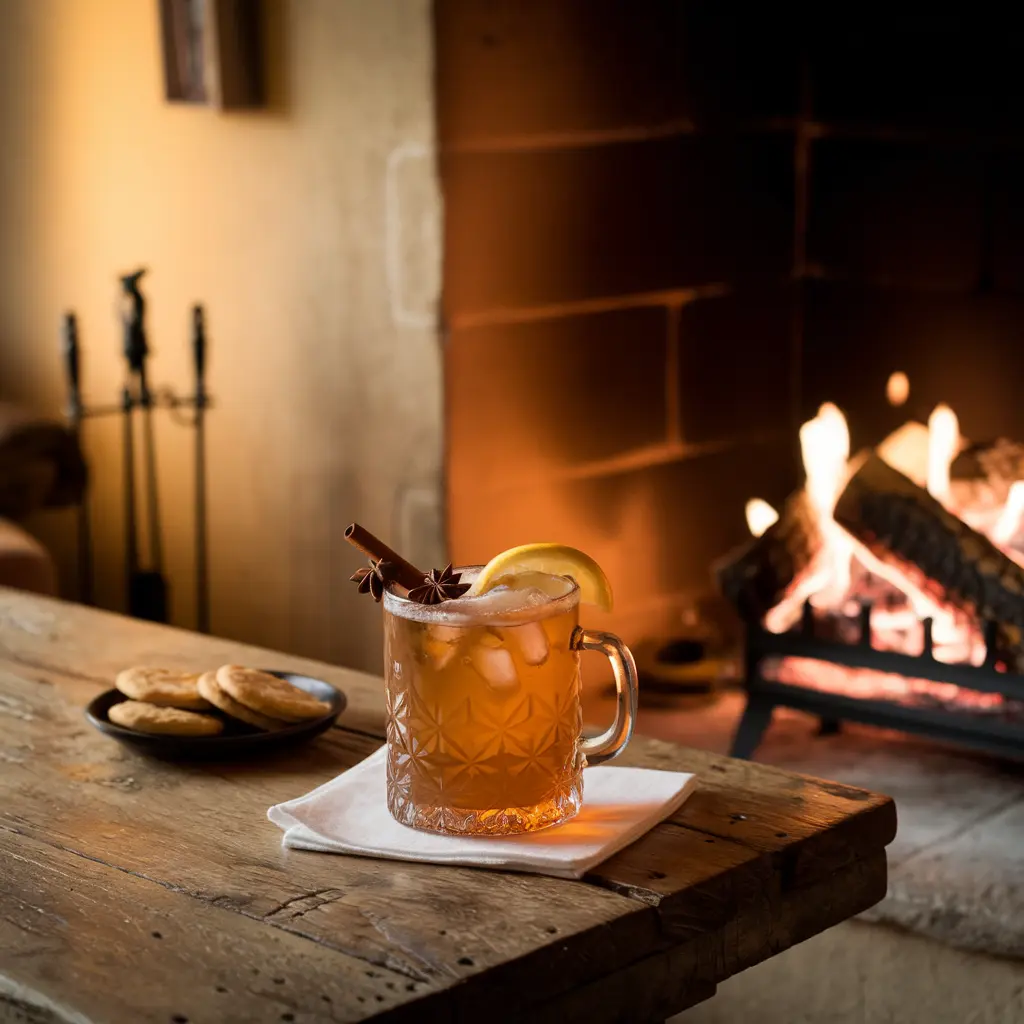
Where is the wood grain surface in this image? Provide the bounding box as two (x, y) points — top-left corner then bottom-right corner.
(0, 589), (896, 1023)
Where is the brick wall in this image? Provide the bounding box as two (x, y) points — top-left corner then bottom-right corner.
(436, 5), (1024, 650)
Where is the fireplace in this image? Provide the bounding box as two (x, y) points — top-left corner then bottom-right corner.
(434, 8), (1024, 745)
(718, 395), (1024, 759)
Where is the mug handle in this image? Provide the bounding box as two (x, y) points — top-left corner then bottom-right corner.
(572, 626), (638, 766)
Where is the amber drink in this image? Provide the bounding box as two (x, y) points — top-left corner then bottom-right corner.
(383, 568), (637, 836)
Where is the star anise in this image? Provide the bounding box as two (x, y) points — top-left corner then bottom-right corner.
(408, 563), (470, 604)
(349, 558), (393, 602)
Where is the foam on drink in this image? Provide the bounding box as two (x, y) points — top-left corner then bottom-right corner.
(384, 567), (576, 625)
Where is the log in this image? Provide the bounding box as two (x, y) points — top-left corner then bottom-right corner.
(713, 490), (822, 621)
(951, 437), (1024, 511)
(834, 452), (1024, 672)
(952, 437), (1024, 488)
(876, 420), (929, 488)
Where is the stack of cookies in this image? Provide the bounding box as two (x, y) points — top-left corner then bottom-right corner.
(109, 665), (332, 737)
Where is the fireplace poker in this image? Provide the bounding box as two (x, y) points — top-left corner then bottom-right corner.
(120, 269), (168, 623)
(139, 352), (166, 602)
(121, 378), (139, 610)
(192, 305), (210, 633)
(61, 313), (94, 604)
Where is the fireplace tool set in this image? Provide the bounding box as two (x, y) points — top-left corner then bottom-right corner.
(62, 268), (211, 631)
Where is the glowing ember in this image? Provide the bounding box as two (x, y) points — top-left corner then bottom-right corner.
(766, 657), (1011, 716)
(745, 379), (1024, 709)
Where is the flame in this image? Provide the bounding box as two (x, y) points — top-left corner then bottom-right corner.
(745, 498), (779, 538)
(765, 403), (854, 632)
(800, 402), (850, 519)
(927, 403), (959, 507)
(886, 371), (910, 407)
(993, 480), (1024, 547)
(754, 391), (1007, 684)
(803, 403), (853, 604)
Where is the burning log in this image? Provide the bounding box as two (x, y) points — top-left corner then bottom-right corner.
(953, 438), (1024, 492)
(834, 452), (1024, 672)
(714, 490), (823, 621)
(952, 438), (1024, 516)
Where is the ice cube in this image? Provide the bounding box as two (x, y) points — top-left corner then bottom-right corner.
(490, 571), (573, 599)
(467, 585), (536, 618)
(469, 638), (519, 690)
(502, 620), (549, 666)
(421, 623), (462, 671)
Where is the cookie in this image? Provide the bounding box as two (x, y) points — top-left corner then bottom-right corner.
(108, 700), (223, 737)
(115, 667), (211, 711)
(197, 670), (286, 731)
(216, 665), (331, 722)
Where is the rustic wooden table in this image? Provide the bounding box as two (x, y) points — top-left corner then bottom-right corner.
(0, 589), (896, 1023)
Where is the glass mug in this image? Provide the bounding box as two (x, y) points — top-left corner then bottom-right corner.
(382, 567), (638, 836)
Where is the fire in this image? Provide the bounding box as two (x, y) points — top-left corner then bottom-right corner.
(993, 481), (1024, 547)
(927, 403), (959, 507)
(800, 402), (853, 608)
(745, 498), (778, 538)
(886, 371), (910, 407)
(746, 380), (1024, 674)
(800, 402), (850, 519)
(762, 403), (854, 632)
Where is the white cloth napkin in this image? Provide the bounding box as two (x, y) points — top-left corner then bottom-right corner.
(268, 746), (697, 880)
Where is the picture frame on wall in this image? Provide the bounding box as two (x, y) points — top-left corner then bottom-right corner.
(157, 0), (264, 109)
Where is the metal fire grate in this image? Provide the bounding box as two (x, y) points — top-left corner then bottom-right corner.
(730, 599), (1024, 760)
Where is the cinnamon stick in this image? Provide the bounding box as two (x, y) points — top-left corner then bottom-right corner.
(344, 523), (425, 591)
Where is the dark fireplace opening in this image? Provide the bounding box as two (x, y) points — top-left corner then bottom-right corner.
(436, 7), (1024, 753)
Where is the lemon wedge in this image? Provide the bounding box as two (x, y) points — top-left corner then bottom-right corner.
(469, 543), (614, 611)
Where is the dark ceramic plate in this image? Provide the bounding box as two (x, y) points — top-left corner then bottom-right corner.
(85, 671), (345, 760)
